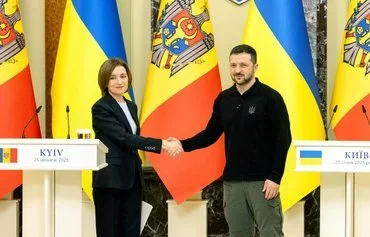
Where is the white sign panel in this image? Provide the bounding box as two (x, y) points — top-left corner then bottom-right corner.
(0, 139), (108, 170)
(295, 140), (370, 172)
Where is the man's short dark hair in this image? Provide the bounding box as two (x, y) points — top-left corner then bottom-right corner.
(230, 44), (257, 64)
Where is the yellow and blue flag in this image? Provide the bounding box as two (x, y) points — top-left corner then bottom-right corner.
(51, 0), (132, 200)
(331, 0), (370, 140)
(243, 0), (325, 211)
(0, 0), (41, 198)
(299, 150), (322, 166)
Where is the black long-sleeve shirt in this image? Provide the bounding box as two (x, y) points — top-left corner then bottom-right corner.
(181, 78), (291, 184)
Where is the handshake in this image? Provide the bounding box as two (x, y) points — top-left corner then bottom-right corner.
(161, 137), (183, 157)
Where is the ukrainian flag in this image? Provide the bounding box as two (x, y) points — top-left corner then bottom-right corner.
(243, 0), (325, 211)
(300, 150), (322, 166)
(51, 0), (132, 200)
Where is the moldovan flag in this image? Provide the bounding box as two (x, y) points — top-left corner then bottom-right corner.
(140, 0), (225, 203)
(243, 0), (325, 211)
(51, 0), (133, 200)
(330, 0), (370, 140)
(0, 0), (41, 198)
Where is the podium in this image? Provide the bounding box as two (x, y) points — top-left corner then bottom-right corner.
(0, 139), (108, 237)
(294, 140), (370, 237)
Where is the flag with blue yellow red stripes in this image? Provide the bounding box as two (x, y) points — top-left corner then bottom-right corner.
(140, 0), (225, 203)
(242, 0), (325, 211)
(51, 0), (133, 200)
(0, 0), (41, 198)
(330, 0), (370, 140)
(0, 148), (18, 163)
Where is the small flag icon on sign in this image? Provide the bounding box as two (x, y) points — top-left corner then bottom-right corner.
(300, 150), (322, 166)
(0, 148), (18, 163)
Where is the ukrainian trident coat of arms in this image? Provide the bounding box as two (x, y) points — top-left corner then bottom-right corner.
(151, 0), (215, 76)
(0, 0), (25, 64)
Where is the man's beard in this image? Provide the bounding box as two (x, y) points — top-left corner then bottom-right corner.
(232, 74), (253, 86)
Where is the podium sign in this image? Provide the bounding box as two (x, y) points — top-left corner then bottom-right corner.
(0, 138), (108, 237)
(0, 139), (107, 170)
(295, 140), (370, 172)
(294, 140), (370, 237)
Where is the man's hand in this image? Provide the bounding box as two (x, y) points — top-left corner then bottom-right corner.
(162, 137), (183, 157)
(262, 179), (280, 200)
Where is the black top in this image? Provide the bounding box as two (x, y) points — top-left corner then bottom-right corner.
(181, 78), (291, 184)
(92, 93), (162, 190)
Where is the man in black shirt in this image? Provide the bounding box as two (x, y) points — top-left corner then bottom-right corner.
(177, 44), (291, 237)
